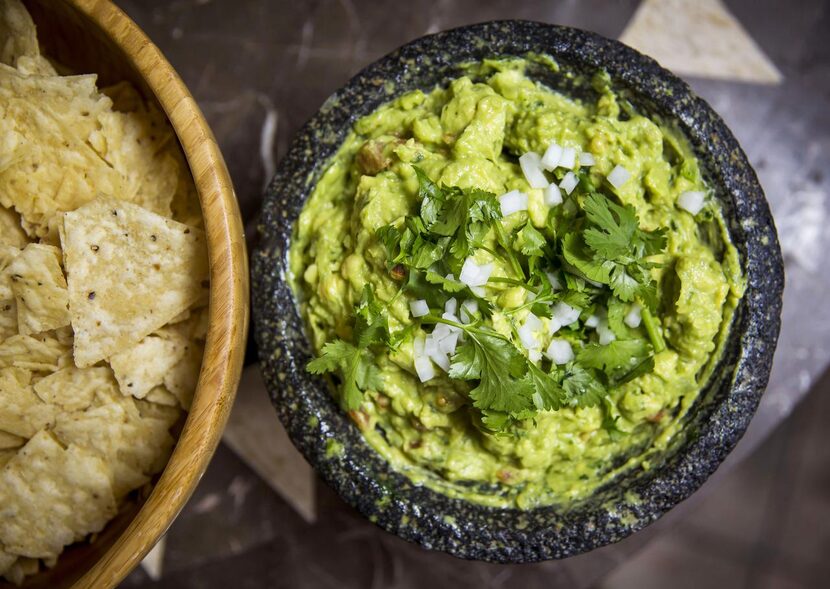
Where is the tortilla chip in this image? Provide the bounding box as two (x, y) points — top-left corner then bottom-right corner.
(2, 555), (37, 585)
(0, 299), (16, 341)
(0, 547), (16, 577)
(8, 243), (69, 335)
(0, 430), (23, 449)
(62, 197), (209, 367)
(53, 397), (174, 498)
(0, 449), (13, 469)
(0, 333), (68, 372)
(0, 207), (26, 248)
(109, 334), (186, 400)
(0, 244), (20, 300)
(134, 398), (182, 431)
(0, 66), (126, 236)
(0, 0), (38, 69)
(163, 338), (203, 410)
(144, 386), (179, 407)
(95, 105), (178, 218)
(0, 366), (56, 438)
(0, 431), (117, 559)
(33, 366), (114, 412)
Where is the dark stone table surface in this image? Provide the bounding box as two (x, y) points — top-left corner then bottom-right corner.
(112, 0), (830, 586)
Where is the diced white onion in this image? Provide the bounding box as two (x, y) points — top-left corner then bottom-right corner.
(432, 323), (451, 342)
(559, 147), (577, 170)
(414, 356), (436, 382)
(624, 304), (642, 328)
(519, 152), (550, 188)
(438, 331), (459, 355)
(579, 152), (596, 166)
(424, 334), (439, 356)
(460, 299), (478, 324)
(523, 312), (543, 333)
(471, 285), (486, 297)
(541, 142), (563, 171)
(441, 312), (462, 334)
(545, 271), (562, 291)
(459, 258), (493, 287)
(444, 297), (457, 316)
(528, 349), (542, 364)
(544, 183), (563, 207)
(678, 191), (705, 215)
(584, 315), (600, 328)
(597, 321), (616, 345)
(518, 324), (540, 350)
(607, 164), (631, 189)
(553, 302), (581, 326)
(499, 190), (529, 216)
(546, 339), (574, 365)
(410, 299), (429, 318)
(548, 317), (562, 335)
(559, 171), (578, 195)
(429, 348), (451, 372)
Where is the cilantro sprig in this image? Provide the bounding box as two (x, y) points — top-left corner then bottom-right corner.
(308, 163), (671, 433)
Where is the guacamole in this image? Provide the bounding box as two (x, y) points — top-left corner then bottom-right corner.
(289, 59), (744, 509)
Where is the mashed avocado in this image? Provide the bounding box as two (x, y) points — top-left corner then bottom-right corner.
(289, 59), (744, 509)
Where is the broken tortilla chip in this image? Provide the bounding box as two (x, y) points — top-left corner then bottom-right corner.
(0, 0), (38, 69)
(0, 431), (116, 559)
(8, 243), (70, 335)
(0, 366), (56, 438)
(33, 366), (114, 412)
(0, 429), (23, 449)
(62, 197), (208, 367)
(0, 206), (27, 248)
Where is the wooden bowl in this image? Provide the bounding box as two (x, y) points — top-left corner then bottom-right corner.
(3, 1), (250, 587)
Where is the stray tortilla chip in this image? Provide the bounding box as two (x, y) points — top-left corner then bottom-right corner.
(0, 333), (68, 372)
(0, 0), (38, 68)
(33, 366), (114, 412)
(109, 334), (186, 400)
(0, 431), (116, 559)
(0, 366), (56, 438)
(8, 243), (70, 335)
(0, 299), (16, 341)
(62, 197), (208, 367)
(0, 207), (27, 248)
(0, 429), (23, 449)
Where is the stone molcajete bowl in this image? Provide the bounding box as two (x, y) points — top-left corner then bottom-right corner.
(252, 21), (784, 562)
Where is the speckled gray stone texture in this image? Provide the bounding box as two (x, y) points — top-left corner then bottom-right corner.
(252, 21), (784, 562)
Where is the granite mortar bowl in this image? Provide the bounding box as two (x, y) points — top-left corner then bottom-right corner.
(253, 21), (784, 562)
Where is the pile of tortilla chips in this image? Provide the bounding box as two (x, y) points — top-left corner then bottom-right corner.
(0, 1), (209, 583)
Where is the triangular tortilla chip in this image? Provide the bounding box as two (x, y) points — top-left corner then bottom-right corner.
(8, 243), (70, 335)
(109, 334), (186, 400)
(62, 197), (208, 367)
(0, 431), (116, 559)
(0, 245), (20, 300)
(0, 449), (13, 469)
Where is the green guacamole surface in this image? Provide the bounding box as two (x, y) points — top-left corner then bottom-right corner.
(289, 59), (744, 509)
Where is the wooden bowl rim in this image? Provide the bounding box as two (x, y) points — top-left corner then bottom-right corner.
(29, 1), (251, 587)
